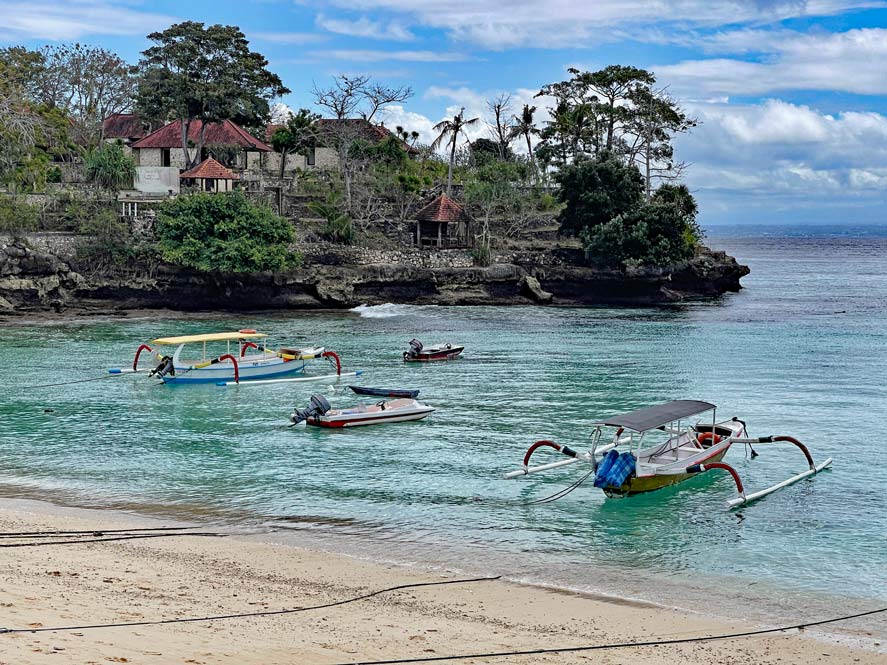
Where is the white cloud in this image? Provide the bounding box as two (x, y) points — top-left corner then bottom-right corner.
(314, 1), (886, 50)
(312, 49), (469, 62)
(658, 28), (887, 96)
(0, 0), (176, 40)
(316, 14), (413, 41)
(253, 31), (329, 44)
(674, 99), (887, 217)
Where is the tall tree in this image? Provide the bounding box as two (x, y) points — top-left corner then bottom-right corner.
(311, 74), (412, 210)
(486, 93), (514, 161)
(510, 104), (540, 181)
(136, 21), (289, 169)
(431, 108), (479, 195)
(270, 108), (320, 210)
(1, 44), (135, 146)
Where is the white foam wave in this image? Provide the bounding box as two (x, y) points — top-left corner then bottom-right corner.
(350, 303), (412, 318)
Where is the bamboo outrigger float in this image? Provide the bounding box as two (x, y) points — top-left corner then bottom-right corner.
(505, 400), (832, 509)
(112, 330), (347, 385)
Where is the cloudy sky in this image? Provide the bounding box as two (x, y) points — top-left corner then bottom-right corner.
(3, 1), (887, 225)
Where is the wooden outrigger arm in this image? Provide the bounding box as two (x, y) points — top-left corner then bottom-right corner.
(502, 439), (617, 479)
(680, 435), (832, 509)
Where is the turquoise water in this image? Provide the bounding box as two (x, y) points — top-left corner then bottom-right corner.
(1, 228), (886, 634)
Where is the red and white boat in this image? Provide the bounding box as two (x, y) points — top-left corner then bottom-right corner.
(403, 338), (463, 362)
(290, 394), (435, 428)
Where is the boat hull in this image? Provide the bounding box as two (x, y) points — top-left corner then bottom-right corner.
(307, 399), (434, 428)
(349, 386), (420, 398)
(162, 359), (306, 384)
(404, 346), (464, 362)
(603, 448), (729, 496)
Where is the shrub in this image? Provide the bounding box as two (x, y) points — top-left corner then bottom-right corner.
(0, 195), (39, 236)
(155, 191), (298, 273)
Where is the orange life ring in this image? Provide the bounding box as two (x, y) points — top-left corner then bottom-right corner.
(238, 328), (257, 334)
(697, 432), (722, 447)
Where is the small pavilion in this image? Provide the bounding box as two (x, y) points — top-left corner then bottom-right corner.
(414, 193), (470, 248)
(179, 158), (239, 193)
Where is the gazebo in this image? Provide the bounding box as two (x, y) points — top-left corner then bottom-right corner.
(179, 157), (239, 192)
(414, 193), (470, 248)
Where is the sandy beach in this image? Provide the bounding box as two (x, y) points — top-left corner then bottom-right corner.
(0, 499), (882, 665)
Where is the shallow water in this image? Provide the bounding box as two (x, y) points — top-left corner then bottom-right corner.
(1, 225), (886, 635)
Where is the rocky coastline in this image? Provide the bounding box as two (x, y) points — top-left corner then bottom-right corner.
(0, 233), (750, 316)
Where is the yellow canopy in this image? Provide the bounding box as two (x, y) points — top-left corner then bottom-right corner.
(150, 332), (269, 345)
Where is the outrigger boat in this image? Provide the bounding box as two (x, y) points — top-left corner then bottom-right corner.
(290, 394), (435, 428)
(403, 339), (463, 362)
(113, 330), (344, 385)
(505, 400), (832, 509)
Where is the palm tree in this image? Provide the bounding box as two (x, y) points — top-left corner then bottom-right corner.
(510, 104), (540, 182)
(431, 108), (479, 195)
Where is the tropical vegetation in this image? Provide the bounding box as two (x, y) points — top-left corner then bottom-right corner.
(0, 20), (705, 275)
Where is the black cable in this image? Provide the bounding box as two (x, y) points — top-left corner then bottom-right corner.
(0, 532), (224, 548)
(21, 373), (125, 389)
(0, 575), (500, 635)
(332, 605), (887, 665)
(527, 468), (595, 505)
(0, 526), (198, 538)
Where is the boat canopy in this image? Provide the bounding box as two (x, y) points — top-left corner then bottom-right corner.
(150, 332), (269, 345)
(598, 400), (716, 432)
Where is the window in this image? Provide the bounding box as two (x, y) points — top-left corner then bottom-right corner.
(161, 148), (171, 167)
(306, 147), (316, 166)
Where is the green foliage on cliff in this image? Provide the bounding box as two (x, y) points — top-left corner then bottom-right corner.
(555, 153), (644, 237)
(84, 141), (135, 193)
(579, 184), (703, 268)
(0, 196), (39, 236)
(155, 191), (298, 273)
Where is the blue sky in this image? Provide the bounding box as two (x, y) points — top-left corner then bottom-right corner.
(3, 1), (887, 225)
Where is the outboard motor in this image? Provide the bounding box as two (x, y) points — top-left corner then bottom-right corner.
(404, 338), (423, 360)
(290, 393), (332, 425)
(149, 355), (175, 379)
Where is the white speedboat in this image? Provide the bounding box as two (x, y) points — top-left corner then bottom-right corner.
(290, 394), (435, 428)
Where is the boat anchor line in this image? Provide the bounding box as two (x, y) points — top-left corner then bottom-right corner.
(505, 401), (833, 509)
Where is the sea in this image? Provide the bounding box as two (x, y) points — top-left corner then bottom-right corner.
(1, 223), (886, 643)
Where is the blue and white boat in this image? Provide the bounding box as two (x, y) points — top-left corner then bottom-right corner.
(123, 330), (342, 385)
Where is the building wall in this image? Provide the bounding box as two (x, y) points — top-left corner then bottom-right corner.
(135, 148), (189, 169)
(134, 167), (180, 194)
(246, 151), (305, 174)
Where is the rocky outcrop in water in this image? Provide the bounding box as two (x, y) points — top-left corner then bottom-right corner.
(0, 234), (750, 315)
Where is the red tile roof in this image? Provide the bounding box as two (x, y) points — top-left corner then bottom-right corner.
(416, 194), (467, 223)
(102, 113), (147, 140)
(179, 157), (240, 180)
(131, 119), (271, 151)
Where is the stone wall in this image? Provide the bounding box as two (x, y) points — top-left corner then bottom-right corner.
(302, 243), (474, 268)
(0, 233), (84, 261)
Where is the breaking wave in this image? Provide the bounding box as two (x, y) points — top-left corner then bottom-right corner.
(350, 303), (413, 318)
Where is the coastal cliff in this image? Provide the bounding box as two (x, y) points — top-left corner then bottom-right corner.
(0, 234), (749, 315)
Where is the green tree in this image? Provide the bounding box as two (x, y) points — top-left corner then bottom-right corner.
(431, 108), (480, 195)
(155, 191), (297, 272)
(270, 108), (320, 181)
(554, 152), (644, 237)
(84, 141), (135, 194)
(581, 190), (702, 268)
(136, 22), (289, 168)
(509, 104), (540, 181)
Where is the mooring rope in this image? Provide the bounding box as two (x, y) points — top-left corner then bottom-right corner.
(0, 575), (500, 634)
(527, 468), (596, 505)
(331, 605), (887, 664)
(0, 532), (225, 548)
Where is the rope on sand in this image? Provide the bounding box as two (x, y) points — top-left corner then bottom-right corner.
(0, 575), (501, 635)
